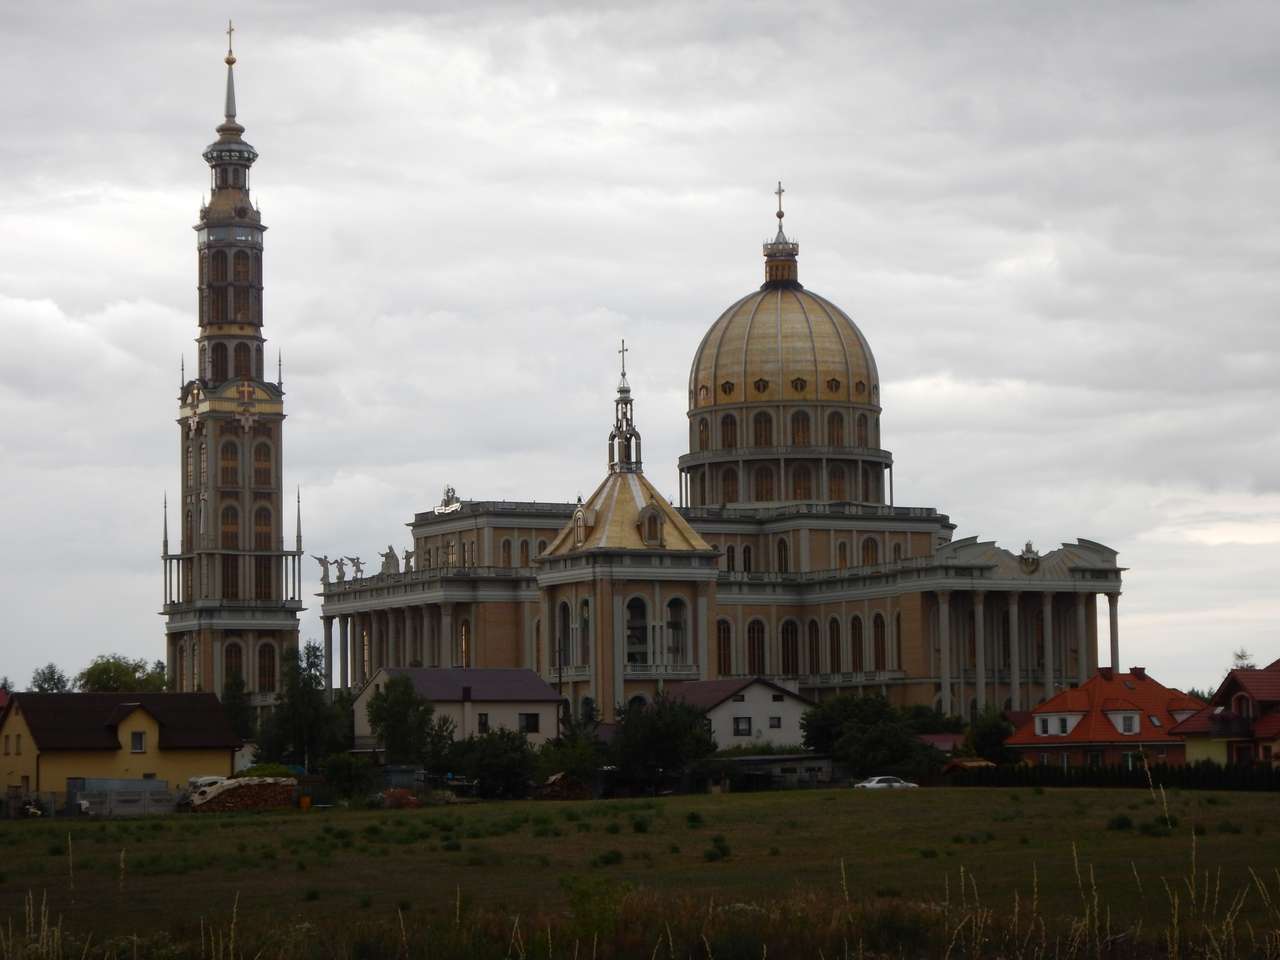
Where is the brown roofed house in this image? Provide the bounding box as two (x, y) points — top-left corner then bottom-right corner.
(0, 693), (241, 794)
(1170, 656), (1280, 766)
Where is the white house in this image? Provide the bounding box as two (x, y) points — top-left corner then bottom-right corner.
(672, 678), (812, 749)
(354, 668), (561, 750)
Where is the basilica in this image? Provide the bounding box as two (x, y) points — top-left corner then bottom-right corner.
(164, 40), (1127, 723)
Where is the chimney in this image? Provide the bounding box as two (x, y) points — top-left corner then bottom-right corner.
(1130, 666), (1146, 680)
(1098, 667), (1113, 681)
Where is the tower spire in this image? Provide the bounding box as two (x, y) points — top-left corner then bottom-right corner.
(295, 486), (302, 551)
(223, 19), (237, 122)
(163, 492), (169, 553)
(762, 180), (800, 286)
(608, 340), (642, 473)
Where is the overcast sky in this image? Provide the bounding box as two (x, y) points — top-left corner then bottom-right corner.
(2, 1), (1277, 693)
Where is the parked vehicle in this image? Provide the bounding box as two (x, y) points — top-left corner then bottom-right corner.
(853, 775), (918, 790)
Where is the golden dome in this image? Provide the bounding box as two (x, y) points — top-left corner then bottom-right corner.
(688, 285), (879, 411)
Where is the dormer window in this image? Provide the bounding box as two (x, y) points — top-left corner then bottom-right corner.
(753, 378), (769, 394)
(720, 381), (735, 396)
(1037, 717), (1048, 735)
(1232, 693), (1253, 718)
(637, 500), (665, 547)
(1122, 715), (1135, 734)
(790, 377), (807, 392)
(826, 378), (840, 392)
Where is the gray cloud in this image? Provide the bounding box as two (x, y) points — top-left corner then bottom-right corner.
(1, 0), (1277, 693)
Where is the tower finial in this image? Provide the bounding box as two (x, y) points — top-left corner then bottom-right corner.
(222, 20), (238, 122)
(762, 180), (799, 284)
(775, 180), (785, 221)
(295, 485), (302, 550)
(277, 349), (282, 388)
(225, 19), (236, 65)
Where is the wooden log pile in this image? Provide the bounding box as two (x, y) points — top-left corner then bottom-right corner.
(191, 777), (297, 813)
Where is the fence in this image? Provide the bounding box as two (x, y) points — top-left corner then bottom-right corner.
(949, 761), (1280, 792)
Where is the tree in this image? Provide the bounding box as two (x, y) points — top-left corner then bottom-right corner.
(801, 693), (896, 753)
(322, 753), (377, 799)
(1232, 648), (1256, 671)
(0, 676), (13, 693)
(365, 674), (434, 764)
(536, 700), (606, 785)
(966, 705), (1014, 764)
(1186, 686), (1215, 703)
(451, 729), (535, 799)
(76, 655), (166, 693)
(612, 694), (716, 784)
(421, 715), (457, 774)
(221, 672), (255, 741)
(29, 663), (70, 693)
(801, 693), (943, 779)
(257, 642), (344, 771)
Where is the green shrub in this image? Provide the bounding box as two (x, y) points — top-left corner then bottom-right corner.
(686, 811), (705, 828)
(1107, 814), (1134, 831)
(703, 835), (731, 861)
(631, 816), (650, 834)
(605, 822), (621, 835)
(234, 763), (295, 779)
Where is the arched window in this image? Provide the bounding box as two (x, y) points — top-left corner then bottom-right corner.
(850, 617), (864, 672)
(199, 442), (207, 485)
(862, 538), (879, 566)
(537, 539), (547, 557)
(856, 414), (869, 447)
(257, 644), (276, 694)
(253, 507), (271, 549)
(807, 620), (820, 674)
(716, 620), (732, 675)
(625, 597), (648, 665)
(747, 620), (766, 675)
(791, 465), (812, 500)
(574, 513), (586, 546)
(253, 443), (271, 486)
(184, 444), (193, 487)
(646, 515), (659, 543)
(233, 343), (251, 378)
(255, 345), (263, 379)
(720, 415), (737, 449)
(221, 505), (239, 549)
(742, 545), (753, 573)
(501, 539), (512, 566)
(837, 541), (849, 569)
(830, 619), (843, 673)
(1233, 693), (1253, 719)
(211, 250), (228, 282)
(776, 538), (789, 573)
(893, 542), (903, 562)
(873, 614), (886, 671)
(697, 418), (709, 451)
(828, 412), (845, 447)
(781, 621), (799, 675)
(722, 467), (739, 504)
(224, 642), (243, 683)
(827, 619), (841, 674)
(234, 286), (250, 323)
(211, 343), (228, 381)
(579, 600), (591, 665)
(829, 465), (846, 501)
(726, 544), (736, 572)
(212, 288), (227, 323)
(752, 412), (773, 448)
(220, 441), (239, 486)
(894, 612), (902, 668)
(233, 250), (250, 283)
(791, 411), (811, 446)
(753, 466), (775, 501)
(459, 620), (471, 667)
(557, 602), (572, 668)
(519, 540), (530, 566)
(666, 598), (688, 664)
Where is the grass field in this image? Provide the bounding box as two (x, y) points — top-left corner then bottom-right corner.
(2, 786), (1279, 957)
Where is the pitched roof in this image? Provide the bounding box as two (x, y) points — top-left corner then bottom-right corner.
(1006, 671), (1205, 747)
(667, 677), (812, 712)
(544, 470), (711, 556)
(4, 693), (240, 751)
(1171, 658), (1280, 737)
(375, 668), (561, 703)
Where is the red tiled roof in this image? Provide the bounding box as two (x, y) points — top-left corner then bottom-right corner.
(1172, 659), (1280, 738)
(1007, 671), (1205, 747)
(6, 693), (240, 751)
(1232, 670), (1280, 701)
(1254, 711), (1280, 740)
(667, 677), (812, 712)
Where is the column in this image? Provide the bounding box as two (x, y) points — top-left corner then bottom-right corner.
(441, 603), (455, 667)
(371, 612), (383, 676)
(1107, 593), (1120, 670)
(1075, 593), (1088, 685)
(1042, 592), (1053, 703)
(1008, 593), (1021, 710)
(973, 591), (986, 712)
(339, 615), (350, 691)
(696, 587), (709, 678)
(938, 592), (952, 715)
(322, 616), (334, 698)
(421, 606), (431, 665)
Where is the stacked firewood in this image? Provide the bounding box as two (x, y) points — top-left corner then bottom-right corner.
(191, 777), (297, 812)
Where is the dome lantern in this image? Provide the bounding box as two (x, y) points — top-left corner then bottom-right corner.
(763, 181), (799, 286)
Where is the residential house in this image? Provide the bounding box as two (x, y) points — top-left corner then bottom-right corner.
(671, 677), (812, 748)
(353, 668), (561, 751)
(1170, 657), (1280, 765)
(1006, 667), (1204, 769)
(0, 693), (241, 794)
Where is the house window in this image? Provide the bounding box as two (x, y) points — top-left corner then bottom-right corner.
(771, 694), (784, 702)
(478, 713), (490, 735)
(769, 716), (782, 729)
(732, 694), (745, 702)
(733, 717), (751, 737)
(1058, 717), (1067, 734)
(716, 620), (732, 675)
(1122, 715), (1135, 733)
(131, 731), (146, 753)
(1037, 717), (1048, 735)
(518, 713), (540, 734)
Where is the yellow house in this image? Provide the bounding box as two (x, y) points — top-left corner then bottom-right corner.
(0, 693), (240, 794)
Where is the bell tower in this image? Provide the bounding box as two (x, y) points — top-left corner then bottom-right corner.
(162, 24), (303, 711)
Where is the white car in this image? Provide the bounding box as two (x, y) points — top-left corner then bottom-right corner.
(853, 775), (918, 790)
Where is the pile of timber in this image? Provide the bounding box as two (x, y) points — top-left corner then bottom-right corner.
(191, 777), (297, 812)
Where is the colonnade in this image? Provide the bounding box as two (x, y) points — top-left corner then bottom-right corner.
(322, 603), (469, 695)
(937, 590), (1120, 716)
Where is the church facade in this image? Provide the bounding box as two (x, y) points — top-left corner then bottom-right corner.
(317, 187), (1126, 722)
(160, 36), (304, 709)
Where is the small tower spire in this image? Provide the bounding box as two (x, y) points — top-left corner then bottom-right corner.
(295, 486), (302, 551)
(277, 349), (282, 389)
(608, 340), (642, 473)
(762, 180), (800, 287)
(163, 492), (170, 554)
(180, 354), (185, 388)
(223, 19), (237, 122)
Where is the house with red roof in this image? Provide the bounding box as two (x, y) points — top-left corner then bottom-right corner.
(1170, 657), (1280, 766)
(1006, 667), (1204, 769)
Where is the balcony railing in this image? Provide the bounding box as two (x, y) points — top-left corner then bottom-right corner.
(677, 445), (893, 468)
(624, 663), (700, 678)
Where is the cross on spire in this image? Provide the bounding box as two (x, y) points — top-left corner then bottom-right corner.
(775, 180), (785, 220)
(225, 19), (236, 64)
(618, 338), (628, 377)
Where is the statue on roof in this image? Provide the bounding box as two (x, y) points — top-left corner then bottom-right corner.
(403, 548), (415, 573)
(311, 554), (332, 583)
(379, 546), (400, 575)
(346, 555), (365, 578)
(334, 556), (347, 582)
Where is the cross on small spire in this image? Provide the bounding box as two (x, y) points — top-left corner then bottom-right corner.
(618, 338), (628, 377)
(225, 19), (236, 65)
(775, 180), (785, 220)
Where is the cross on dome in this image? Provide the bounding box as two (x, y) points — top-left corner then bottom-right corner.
(225, 19), (236, 65)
